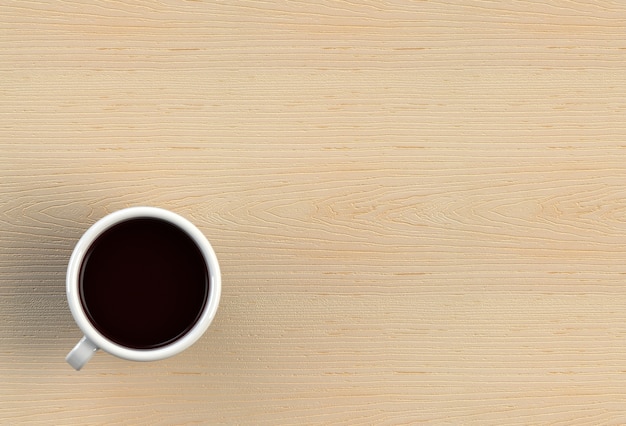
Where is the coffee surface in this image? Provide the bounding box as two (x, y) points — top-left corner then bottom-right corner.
(79, 218), (208, 349)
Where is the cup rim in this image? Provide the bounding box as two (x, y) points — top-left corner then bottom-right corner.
(66, 207), (221, 362)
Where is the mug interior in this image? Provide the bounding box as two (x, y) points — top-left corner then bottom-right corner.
(79, 217), (209, 349)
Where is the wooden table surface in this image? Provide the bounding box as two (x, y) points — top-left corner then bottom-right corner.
(2, 1), (626, 424)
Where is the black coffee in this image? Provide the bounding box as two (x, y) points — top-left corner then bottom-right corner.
(79, 218), (209, 349)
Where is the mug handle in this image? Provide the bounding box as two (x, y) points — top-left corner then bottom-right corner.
(66, 336), (98, 370)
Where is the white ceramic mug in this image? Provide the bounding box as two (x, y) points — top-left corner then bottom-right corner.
(65, 207), (221, 370)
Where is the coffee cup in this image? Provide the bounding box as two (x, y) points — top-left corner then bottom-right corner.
(65, 207), (221, 370)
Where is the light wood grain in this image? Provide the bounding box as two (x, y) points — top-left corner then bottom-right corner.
(2, 1), (626, 424)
